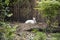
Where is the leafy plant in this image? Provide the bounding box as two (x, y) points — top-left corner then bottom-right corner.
(35, 0), (60, 32)
(51, 33), (60, 40)
(56, 0), (60, 2)
(34, 32), (46, 40)
(32, 29), (46, 40)
(0, 22), (17, 40)
(0, 0), (13, 21)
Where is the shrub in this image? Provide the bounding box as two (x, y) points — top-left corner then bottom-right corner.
(35, 0), (60, 32)
(51, 33), (60, 40)
(0, 0), (12, 21)
(32, 29), (46, 40)
(0, 22), (17, 40)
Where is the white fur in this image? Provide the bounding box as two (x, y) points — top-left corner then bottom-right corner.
(25, 17), (36, 24)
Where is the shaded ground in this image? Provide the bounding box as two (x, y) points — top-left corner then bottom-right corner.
(10, 22), (47, 40)
(10, 22), (47, 30)
(10, 22), (60, 40)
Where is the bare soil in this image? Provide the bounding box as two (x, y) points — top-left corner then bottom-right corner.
(10, 22), (47, 40)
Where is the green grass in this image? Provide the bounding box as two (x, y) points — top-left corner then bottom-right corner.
(51, 33), (60, 40)
(32, 29), (60, 40)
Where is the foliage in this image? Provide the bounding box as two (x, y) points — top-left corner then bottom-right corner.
(32, 29), (46, 40)
(0, 0), (13, 21)
(33, 32), (46, 40)
(35, 0), (60, 32)
(51, 33), (60, 40)
(0, 0), (18, 40)
(0, 22), (17, 40)
(32, 29), (60, 40)
(56, 0), (60, 2)
(36, 0), (60, 18)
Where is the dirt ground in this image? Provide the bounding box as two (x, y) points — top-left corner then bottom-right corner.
(10, 22), (47, 40)
(10, 22), (60, 40)
(10, 22), (47, 30)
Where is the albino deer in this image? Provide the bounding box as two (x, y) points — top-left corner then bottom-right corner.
(25, 17), (36, 24)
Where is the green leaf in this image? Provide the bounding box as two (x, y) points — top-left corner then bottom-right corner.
(5, 0), (10, 6)
(7, 13), (13, 17)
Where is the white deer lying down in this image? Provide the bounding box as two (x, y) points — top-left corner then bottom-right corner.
(25, 17), (36, 24)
